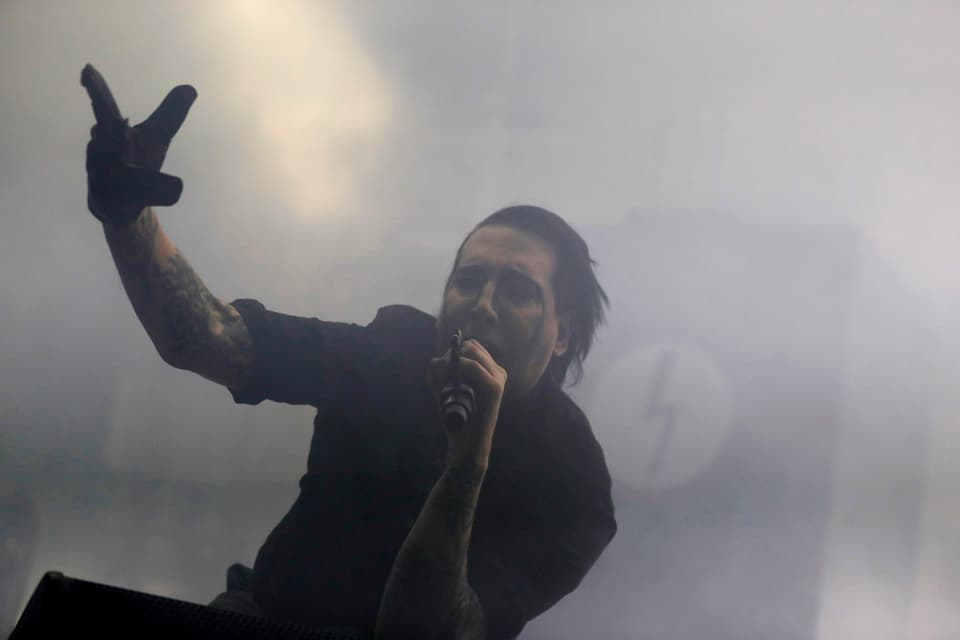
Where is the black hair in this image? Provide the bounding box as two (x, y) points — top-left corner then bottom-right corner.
(451, 205), (609, 385)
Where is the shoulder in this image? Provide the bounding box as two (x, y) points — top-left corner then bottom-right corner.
(231, 300), (436, 354)
(224, 300), (436, 406)
(369, 304), (436, 332)
(538, 384), (612, 489)
(541, 384), (596, 449)
(366, 304), (437, 353)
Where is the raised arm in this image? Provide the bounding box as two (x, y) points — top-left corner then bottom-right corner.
(82, 64), (252, 388)
(102, 208), (252, 388)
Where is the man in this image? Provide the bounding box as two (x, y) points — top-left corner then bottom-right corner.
(81, 64), (616, 640)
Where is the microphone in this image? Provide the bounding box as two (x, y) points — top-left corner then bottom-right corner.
(440, 330), (476, 431)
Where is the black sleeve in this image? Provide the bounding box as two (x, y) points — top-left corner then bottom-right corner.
(226, 300), (436, 408)
(224, 299), (363, 407)
(470, 410), (617, 639)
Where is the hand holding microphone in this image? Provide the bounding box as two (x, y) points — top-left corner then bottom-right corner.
(428, 332), (507, 469)
(440, 330), (476, 431)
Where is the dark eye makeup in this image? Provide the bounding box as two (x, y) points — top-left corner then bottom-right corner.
(450, 266), (542, 305)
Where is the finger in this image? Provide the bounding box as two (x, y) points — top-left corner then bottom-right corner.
(456, 357), (504, 395)
(121, 167), (183, 207)
(426, 353), (451, 394)
(89, 118), (130, 149)
(81, 64), (123, 124)
(138, 85), (197, 146)
(100, 166), (183, 208)
(461, 340), (501, 376)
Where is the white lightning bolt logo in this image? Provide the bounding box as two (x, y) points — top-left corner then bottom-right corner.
(643, 349), (677, 482)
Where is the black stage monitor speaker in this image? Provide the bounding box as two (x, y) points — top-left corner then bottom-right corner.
(10, 572), (363, 639)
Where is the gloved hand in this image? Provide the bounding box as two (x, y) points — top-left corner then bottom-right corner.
(81, 64), (197, 227)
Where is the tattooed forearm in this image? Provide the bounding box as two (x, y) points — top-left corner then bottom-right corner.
(102, 208), (252, 386)
(433, 463), (485, 536)
(375, 463), (488, 640)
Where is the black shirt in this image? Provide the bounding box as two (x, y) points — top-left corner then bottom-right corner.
(228, 300), (616, 639)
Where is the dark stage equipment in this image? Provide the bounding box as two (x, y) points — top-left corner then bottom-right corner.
(10, 572), (365, 640)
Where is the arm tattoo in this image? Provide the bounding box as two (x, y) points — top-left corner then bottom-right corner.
(104, 208), (252, 381)
(105, 207), (159, 274)
(154, 251), (227, 360)
(375, 464), (488, 639)
(433, 464), (484, 536)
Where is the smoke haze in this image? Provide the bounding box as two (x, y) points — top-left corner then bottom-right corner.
(2, 1), (960, 637)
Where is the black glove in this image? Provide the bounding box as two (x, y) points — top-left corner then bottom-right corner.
(81, 63), (197, 227)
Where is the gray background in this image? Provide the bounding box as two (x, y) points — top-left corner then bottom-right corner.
(2, 1), (960, 638)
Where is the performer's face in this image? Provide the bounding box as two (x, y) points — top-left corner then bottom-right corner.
(437, 225), (570, 399)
